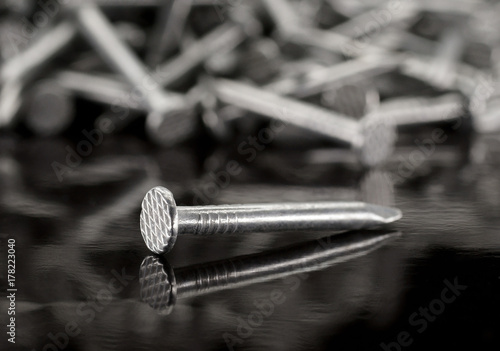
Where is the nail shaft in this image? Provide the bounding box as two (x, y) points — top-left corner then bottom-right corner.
(213, 78), (361, 145)
(145, 0), (193, 66)
(372, 93), (465, 126)
(0, 21), (77, 84)
(55, 70), (154, 111)
(178, 202), (400, 235)
(264, 55), (403, 98)
(72, 5), (166, 110)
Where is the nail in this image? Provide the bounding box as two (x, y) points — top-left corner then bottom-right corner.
(371, 93), (465, 126)
(0, 81), (22, 127)
(70, 4), (167, 100)
(70, 4), (196, 146)
(211, 78), (397, 166)
(55, 70), (164, 146)
(371, 29), (438, 56)
(55, 70), (199, 143)
(426, 27), (466, 90)
(472, 96), (500, 134)
(0, 20), (77, 85)
(54, 70), (151, 111)
(262, 0), (387, 57)
(402, 54), (481, 96)
(0, 17), (143, 132)
(330, 2), (418, 39)
(145, 0), (193, 66)
(0, 21), (77, 127)
(155, 11), (261, 88)
(140, 186), (402, 254)
(264, 54), (403, 98)
(65, 22), (148, 72)
(401, 27), (469, 91)
(261, 0), (304, 35)
(0, 17), (25, 61)
(139, 230), (401, 314)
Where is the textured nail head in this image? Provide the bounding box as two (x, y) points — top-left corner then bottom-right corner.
(140, 186), (178, 254)
(139, 256), (176, 315)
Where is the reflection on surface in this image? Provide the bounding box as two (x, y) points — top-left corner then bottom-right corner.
(139, 230), (400, 315)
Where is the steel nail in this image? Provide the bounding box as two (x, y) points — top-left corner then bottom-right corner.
(145, 0), (193, 66)
(155, 11), (261, 88)
(211, 78), (397, 166)
(70, 4), (197, 146)
(0, 16), (26, 61)
(54, 70), (199, 143)
(261, 0), (305, 35)
(54, 70), (145, 110)
(0, 21), (77, 127)
(0, 20), (77, 85)
(425, 27), (466, 90)
(330, 2), (419, 39)
(139, 186), (402, 254)
(0, 81), (22, 127)
(264, 54), (403, 98)
(263, 0), (386, 58)
(371, 93), (466, 127)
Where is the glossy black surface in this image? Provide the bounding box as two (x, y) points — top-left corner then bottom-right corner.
(0, 133), (499, 350)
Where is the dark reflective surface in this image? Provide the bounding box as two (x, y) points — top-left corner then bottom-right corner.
(1, 133), (500, 350)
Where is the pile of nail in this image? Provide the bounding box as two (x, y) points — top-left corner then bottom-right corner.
(1, 0), (499, 160)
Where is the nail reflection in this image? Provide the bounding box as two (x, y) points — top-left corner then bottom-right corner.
(139, 230), (400, 315)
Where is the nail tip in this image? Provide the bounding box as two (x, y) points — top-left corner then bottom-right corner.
(364, 203), (403, 224)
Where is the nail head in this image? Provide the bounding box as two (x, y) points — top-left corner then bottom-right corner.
(140, 186), (178, 254)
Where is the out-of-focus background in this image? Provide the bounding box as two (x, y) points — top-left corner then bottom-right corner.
(1, 0), (500, 350)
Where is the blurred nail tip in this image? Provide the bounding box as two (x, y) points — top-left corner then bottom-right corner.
(363, 203), (403, 224)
